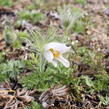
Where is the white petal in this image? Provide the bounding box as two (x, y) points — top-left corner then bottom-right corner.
(51, 60), (58, 67)
(44, 51), (53, 62)
(44, 42), (70, 53)
(57, 55), (70, 68)
(44, 51), (58, 67)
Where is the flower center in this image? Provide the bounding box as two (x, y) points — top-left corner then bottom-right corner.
(49, 48), (60, 58)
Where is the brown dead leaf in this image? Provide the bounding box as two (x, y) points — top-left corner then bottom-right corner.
(0, 82), (34, 109)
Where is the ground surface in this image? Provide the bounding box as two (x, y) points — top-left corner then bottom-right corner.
(0, 0), (109, 109)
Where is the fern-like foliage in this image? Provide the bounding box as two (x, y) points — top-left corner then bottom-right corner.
(58, 5), (85, 33)
(0, 60), (24, 81)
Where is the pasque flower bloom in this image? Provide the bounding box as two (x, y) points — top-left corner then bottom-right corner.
(44, 42), (70, 67)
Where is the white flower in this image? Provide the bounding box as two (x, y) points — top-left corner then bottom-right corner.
(44, 42), (70, 68)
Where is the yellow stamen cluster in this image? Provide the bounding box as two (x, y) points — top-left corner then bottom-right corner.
(49, 48), (60, 58)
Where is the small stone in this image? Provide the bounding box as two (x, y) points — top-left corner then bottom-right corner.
(86, 30), (91, 35)
(104, 9), (109, 16)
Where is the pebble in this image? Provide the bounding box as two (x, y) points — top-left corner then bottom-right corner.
(104, 9), (109, 16)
